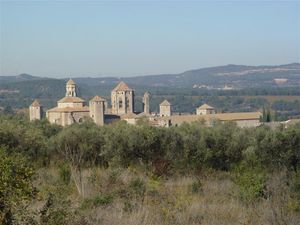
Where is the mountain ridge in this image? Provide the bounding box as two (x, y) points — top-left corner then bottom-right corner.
(1, 63), (299, 88)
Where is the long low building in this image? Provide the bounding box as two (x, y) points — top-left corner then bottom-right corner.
(162, 112), (262, 128)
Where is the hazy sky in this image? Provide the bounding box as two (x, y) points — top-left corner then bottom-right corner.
(0, 0), (299, 77)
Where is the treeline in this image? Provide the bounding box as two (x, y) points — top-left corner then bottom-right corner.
(1, 113), (299, 173)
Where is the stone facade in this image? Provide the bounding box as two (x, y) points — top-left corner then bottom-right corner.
(44, 79), (105, 126)
(89, 96), (105, 126)
(30, 79), (262, 128)
(143, 92), (151, 114)
(29, 100), (42, 121)
(159, 100), (171, 117)
(196, 104), (215, 115)
(111, 81), (134, 115)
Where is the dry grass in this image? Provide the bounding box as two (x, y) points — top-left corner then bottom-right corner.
(32, 167), (300, 225)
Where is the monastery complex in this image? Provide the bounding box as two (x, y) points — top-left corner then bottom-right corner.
(29, 79), (262, 128)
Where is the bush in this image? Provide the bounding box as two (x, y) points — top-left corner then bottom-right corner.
(58, 164), (71, 185)
(129, 178), (146, 198)
(234, 167), (266, 202)
(81, 193), (114, 209)
(188, 179), (203, 194)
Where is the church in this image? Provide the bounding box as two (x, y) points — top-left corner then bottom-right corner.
(29, 79), (139, 126)
(29, 79), (262, 128)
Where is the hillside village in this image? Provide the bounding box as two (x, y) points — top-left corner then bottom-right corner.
(30, 79), (262, 128)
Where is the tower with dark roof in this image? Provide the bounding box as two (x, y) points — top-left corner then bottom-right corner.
(111, 81), (134, 115)
(29, 99), (42, 121)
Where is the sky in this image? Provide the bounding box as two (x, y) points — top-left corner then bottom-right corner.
(0, 0), (299, 77)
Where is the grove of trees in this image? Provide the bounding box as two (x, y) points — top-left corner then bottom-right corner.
(0, 112), (300, 224)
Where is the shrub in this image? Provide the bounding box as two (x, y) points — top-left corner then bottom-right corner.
(234, 167), (266, 202)
(129, 178), (146, 198)
(188, 179), (203, 194)
(58, 164), (71, 185)
(81, 193), (114, 209)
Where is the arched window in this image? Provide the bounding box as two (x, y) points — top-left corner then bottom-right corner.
(119, 99), (123, 108)
(79, 118), (83, 123)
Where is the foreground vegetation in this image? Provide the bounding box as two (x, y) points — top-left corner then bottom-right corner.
(0, 113), (300, 224)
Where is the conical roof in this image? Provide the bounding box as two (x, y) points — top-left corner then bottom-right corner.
(112, 81), (132, 92)
(90, 95), (106, 102)
(160, 100), (171, 106)
(67, 79), (76, 85)
(31, 100), (41, 107)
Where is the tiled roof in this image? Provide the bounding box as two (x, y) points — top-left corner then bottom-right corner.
(58, 96), (85, 103)
(90, 95), (106, 102)
(120, 112), (138, 119)
(197, 103), (214, 110)
(47, 106), (89, 113)
(160, 100), (171, 106)
(66, 79), (76, 85)
(112, 81), (132, 92)
(165, 112), (262, 124)
(136, 112), (151, 118)
(31, 100), (41, 107)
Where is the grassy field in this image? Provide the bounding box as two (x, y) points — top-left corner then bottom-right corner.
(24, 167), (300, 225)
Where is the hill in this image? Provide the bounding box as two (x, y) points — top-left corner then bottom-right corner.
(1, 63), (300, 88)
(1, 63), (300, 115)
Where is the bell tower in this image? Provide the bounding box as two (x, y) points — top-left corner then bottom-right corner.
(66, 79), (77, 97)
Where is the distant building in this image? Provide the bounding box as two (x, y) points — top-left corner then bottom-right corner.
(29, 100), (42, 121)
(30, 79), (261, 128)
(45, 79), (105, 126)
(196, 103), (215, 115)
(159, 100), (172, 117)
(89, 95), (105, 126)
(274, 78), (288, 85)
(111, 81), (134, 115)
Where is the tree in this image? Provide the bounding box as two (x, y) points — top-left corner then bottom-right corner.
(54, 122), (106, 196)
(0, 147), (36, 224)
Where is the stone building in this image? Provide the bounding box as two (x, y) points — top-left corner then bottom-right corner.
(29, 100), (42, 121)
(30, 79), (262, 128)
(45, 79), (105, 126)
(159, 100), (172, 117)
(111, 81), (134, 115)
(196, 103), (215, 115)
(89, 96), (105, 126)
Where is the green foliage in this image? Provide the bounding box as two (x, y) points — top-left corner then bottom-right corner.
(235, 168), (266, 202)
(188, 180), (203, 194)
(0, 147), (36, 224)
(58, 164), (71, 185)
(290, 171), (300, 211)
(81, 193), (114, 209)
(40, 193), (71, 225)
(129, 178), (146, 198)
